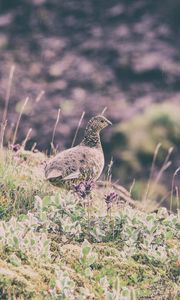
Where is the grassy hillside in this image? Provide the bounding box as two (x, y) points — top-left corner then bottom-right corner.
(0, 148), (179, 299)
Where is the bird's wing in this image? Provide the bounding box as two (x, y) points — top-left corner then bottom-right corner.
(45, 146), (90, 181)
(63, 170), (81, 180)
(46, 169), (62, 180)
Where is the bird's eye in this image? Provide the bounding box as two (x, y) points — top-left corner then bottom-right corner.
(100, 120), (104, 123)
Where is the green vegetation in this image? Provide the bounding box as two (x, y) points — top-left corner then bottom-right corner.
(0, 148), (179, 299)
(111, 102), (180, 206)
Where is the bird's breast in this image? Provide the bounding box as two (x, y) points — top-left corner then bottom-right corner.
(78, 146), (104, 179)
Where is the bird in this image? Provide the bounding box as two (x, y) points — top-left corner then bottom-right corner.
(44, 115), (112, 190)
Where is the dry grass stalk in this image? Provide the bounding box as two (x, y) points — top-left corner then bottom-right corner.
(107, 157), (113, 182)
(51, 108), (61, 151)
(0, 65), (15, 148)
(175, 186), (180, 219)
(0, 120), (7, 149)
(152, 147), (173, 187)
(71, 111), (85, 147)
(29, 90), (45, 117)
(12, 97), (29, 145)
(22, 128), (32, 149)
(148, 160), (172, 201)
(2, 65), (15, 124)
(142, 146), (173, 211)
(35, 90), (45, 103)
(170, 167), (180, 212)
(143, 143), (161, 202)
(129, 178), (136, 196)
(175, 186), (179, 215)
(101, 107), (107, 115)
(31, 142), (37, 152)
(149, 191), (171, 213)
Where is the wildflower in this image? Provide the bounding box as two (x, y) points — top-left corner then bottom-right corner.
(10, 144), (21, 152)
(73, 181), (94, 198)
(104, 192), (118, 204)
(104, 192), (118, 210)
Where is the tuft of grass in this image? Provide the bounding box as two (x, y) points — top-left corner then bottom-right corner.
(0, 148), (49, 219)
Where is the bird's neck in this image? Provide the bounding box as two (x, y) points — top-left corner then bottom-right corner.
(81, 128), (102, 148)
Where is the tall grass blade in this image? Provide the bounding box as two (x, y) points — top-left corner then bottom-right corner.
(71, 111), (85, 147)
(0, 65), (15, 148)
(35, 90), (45, 103)
(51, 108), (61, 152)
(170, 167), (180, 212)
(2, 65), (15, 124)
(22, 128), (32, 149)
(101, 107), (107, 115)
(12, 97), (29, 145)
(143, 143), (161, 202)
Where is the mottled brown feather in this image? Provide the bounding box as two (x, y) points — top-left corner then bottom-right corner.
(44, 115), (111, 190)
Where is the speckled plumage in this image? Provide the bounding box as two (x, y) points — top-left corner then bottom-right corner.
(44, 115), (112, 189)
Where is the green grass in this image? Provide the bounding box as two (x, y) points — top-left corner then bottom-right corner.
(0, 148), (179, 299)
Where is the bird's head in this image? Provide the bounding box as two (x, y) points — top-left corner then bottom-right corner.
(87, 115), (112, 132)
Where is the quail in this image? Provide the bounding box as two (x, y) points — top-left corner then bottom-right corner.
(44, 115), (112, 190)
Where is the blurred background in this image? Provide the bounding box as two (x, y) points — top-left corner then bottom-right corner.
(0, 0), (180, 207)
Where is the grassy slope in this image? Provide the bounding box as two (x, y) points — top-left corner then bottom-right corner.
(0, 149), (179, 300)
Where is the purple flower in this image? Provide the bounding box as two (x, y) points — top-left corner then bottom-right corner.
(73, 181), (94, 198)
(104, 192), (118, 209)
(10, 144), (21, 152)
